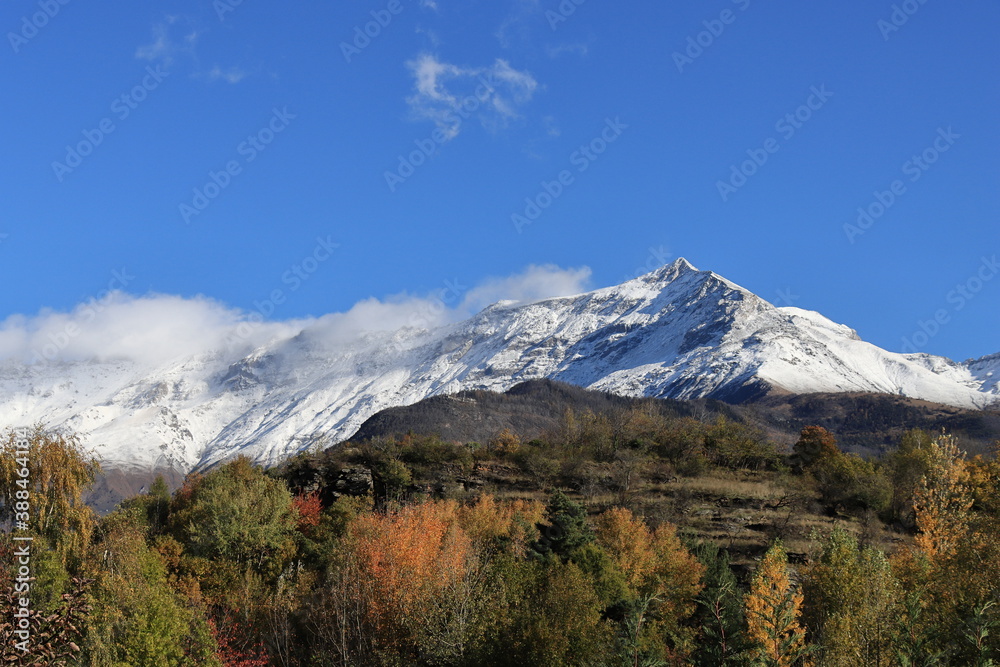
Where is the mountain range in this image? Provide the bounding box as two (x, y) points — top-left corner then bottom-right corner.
(2, 258), (997, 481)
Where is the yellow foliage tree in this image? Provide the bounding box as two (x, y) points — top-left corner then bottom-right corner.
(897, 434), (1000, 660)
(594, 507), (657, 590)
(912, 433), (972, 560)
(594, 507), (704, 659)
(745, 541), (812, 667)
(457, 494), (543, 556)
(0, 425), (100, 566)
(489, 428), (521, 455)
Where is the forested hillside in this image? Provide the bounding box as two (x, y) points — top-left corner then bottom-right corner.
(3, 401), (1000, 665)
(348, 380), (1000, 456)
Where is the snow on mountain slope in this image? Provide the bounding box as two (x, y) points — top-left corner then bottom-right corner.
(1, 258), (996, 474)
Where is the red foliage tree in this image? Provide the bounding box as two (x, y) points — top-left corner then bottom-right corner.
(292, 491), (323, 535)
(209, 611), (269, 667)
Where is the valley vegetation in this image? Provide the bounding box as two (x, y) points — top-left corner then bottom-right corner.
(2, 403), (1000, 665)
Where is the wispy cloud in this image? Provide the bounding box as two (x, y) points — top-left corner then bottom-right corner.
(546, 42), (589, 58)
(135, 17), (199, 66)
(0, 294), (302, 367)
(405, 54), (540, 140)
(137, 17), (246, 84)
(496, 0), (541, 48)
(203, 65), (248, 84)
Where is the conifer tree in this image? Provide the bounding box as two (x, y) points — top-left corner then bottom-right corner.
(745, 541), (812, 667)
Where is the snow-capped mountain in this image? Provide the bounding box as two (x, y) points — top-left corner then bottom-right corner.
(1, 259), (996, 474)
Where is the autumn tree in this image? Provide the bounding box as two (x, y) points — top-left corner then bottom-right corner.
(801, 527), (900, 666)
(791, 426), (839, 471)
(895, 433), (1000, 662)
(592, 507), (704, 662)
(745, 541), (813, 667)
(312, 499), (481, 664)
(0, 425), (100, 567)
(912, 433), (972, 560)
(489, 427), (522, 455)
(457, 494), (543, 557)
(292, 491), (323, 535)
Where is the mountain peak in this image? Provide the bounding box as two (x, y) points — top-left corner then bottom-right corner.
(634, 257), (699, 286)
(3, 258), (997, 478)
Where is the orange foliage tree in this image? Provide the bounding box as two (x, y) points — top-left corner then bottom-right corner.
(317, 499), (477, 663)
(457, 494), (543, 556)
(912, 433), (973, 560)
(745, 541), (812, 667)
(594, 507), (704, 660)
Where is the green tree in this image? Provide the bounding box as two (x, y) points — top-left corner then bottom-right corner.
(885, 429), (936, 526)
(494, 558), (612, 666)
(83, 508), (219, 666)
(532, 489), (593, 561)
(692, 542), (745, 666)
(801, 527), (900, 666)
(170, 457), (297, 581)
(812, 453), (892, 515)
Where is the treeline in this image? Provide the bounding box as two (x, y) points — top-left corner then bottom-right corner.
(0, 413), (999, 665)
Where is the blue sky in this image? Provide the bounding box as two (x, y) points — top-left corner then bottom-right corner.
(1, 0), (997, 362)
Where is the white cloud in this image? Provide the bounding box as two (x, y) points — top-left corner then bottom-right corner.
(203, 65), (247, 84)
(293, 264), (591, 348)
(458, 265), (592, 314)
(495, 0), (541, 48)
(405, 54), (540, 140)
(135, 17), (199, 66)
(546, 43), (589, 58)
(420, 0), (439, 10)
(0, 266), (592, 366)
(0, 293), (301, 367)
